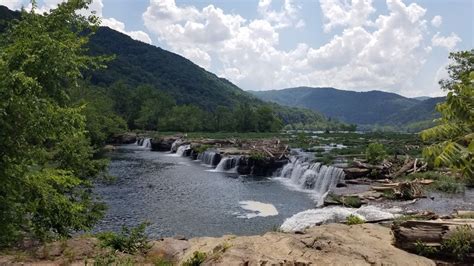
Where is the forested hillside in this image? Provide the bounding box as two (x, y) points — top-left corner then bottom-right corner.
(251, 87), (442, 131)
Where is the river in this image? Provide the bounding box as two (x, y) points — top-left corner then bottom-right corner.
(93, 144), (315, 238)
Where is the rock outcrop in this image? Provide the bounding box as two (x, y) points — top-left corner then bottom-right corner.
(0, 224), (435, 265)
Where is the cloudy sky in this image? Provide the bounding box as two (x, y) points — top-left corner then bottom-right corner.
(3, 0), (473, 97)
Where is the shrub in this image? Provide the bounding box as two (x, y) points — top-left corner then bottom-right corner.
(96, 223), (150, 254)
(365, 143), (387, 164)
(249, 151), (266, 161)
(182, 251), (207, 266)
(346, 214), (365, 225)
(441, 225), (474, 261)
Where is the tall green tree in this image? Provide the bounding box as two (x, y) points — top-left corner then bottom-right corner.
(0, 0), (107, 245)
(421, 50), (474, 181)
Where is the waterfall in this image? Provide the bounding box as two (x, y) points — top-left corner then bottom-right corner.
(170, 139), (182, 152)
(197, 150), (220, 166)
(277, 156), (345, 204)
(139, 138), (151, 149)
(213, 156), (241, 172)
(176, 144), (191, 157)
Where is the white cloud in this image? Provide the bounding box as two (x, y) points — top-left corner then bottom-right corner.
(142, 0), (436, 92)
(431, 15), (442, 27)
(2, 0), (23, 10)
(431, 32), (461, 50)
(257, 0), (301, 29)
(319, 0), (375, 32)
(102, 17), (152, 44)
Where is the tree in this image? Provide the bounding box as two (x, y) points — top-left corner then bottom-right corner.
(366, 143), (387, 164)
(0, 0), (107, 245)
(421, 50), (474, 182)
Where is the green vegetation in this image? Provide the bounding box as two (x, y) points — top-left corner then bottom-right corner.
(421, 50), (474, 184)
(366, 143), (387, 164)
(441, 225), (473, 261)
(182, 251), (207, 266)
(414, 225), (473, 262)
(0, 0), (107, 246)
(96, 223), (150, 255)
(346, 215), (365, 225)
(397, 171), (465, 194)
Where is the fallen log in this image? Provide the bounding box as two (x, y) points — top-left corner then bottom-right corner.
(353, 160), (386, 170)
(392, 219), (474, 262)
(389, 159), (415, 178)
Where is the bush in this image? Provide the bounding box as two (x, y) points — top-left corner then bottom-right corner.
(366, 143), (387, 164)
(96, 223), (150, 254)
(193, 145), (211, 154)
(346, 214), (365, 225)
(441, 225), (474, 261)
(182, 251), (207, 266)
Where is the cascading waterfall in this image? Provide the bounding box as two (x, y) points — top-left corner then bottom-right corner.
(170, 139), (182, 152)
(213, 156), (241, 172)
(139, 138), (151, 149)
(197, 150), (220, 166)
(277, 156), (345, 205)
(176, 144), (191, 157)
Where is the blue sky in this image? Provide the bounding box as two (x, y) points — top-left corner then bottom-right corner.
(3, 0), (473, 97)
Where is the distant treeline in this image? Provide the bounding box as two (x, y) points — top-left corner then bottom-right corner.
(72, 81), (357, 148)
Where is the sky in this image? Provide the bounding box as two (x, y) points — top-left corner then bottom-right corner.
(2, 0), (473, 97)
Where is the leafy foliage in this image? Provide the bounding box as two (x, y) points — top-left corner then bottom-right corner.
(421, 50), (474, 182)
(96, 223), (150, 255)
(0, 0), (107, 246)
(365, 143), (387, 164)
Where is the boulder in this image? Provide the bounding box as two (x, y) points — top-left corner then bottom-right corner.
(237, 157), (288, 176)
(110, 132), (137, 144)
(151, 137), (177, 151)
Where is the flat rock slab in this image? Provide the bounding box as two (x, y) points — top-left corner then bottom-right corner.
(175, 223), (434, 265)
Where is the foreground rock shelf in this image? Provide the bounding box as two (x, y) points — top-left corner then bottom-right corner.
(0, 224), (436, 265)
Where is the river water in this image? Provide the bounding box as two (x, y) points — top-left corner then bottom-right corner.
(93, 144), (315, 238)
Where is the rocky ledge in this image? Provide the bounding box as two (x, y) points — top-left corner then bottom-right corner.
(0, 224), (434, 265)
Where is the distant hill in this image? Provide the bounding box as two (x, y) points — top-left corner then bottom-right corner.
(250, 87), (443, 130)
(412, 96), (431, 101)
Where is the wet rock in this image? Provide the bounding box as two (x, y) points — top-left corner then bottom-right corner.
(151, 137), (177, 151)
(237, 157), (288, 176)
(109, 132), (137, 144)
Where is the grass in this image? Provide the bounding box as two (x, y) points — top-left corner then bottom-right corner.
(346, 214), (365, 225)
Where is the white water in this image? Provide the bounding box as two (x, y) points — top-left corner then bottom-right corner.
(197, 150), (220, 166)
(238, 201), (279, 218)
(280, 206), (398, 232)
(276, 156), (345, 205)
(170, 139), (182, 152)
(139, 138), (151, 149)
(176, 144), (191, 157)
(211, 156), (240, 173)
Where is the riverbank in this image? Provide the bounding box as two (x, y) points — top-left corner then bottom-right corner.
(0, 223), (435, 265)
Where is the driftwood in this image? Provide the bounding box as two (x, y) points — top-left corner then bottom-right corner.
(389, 159), (415, 178)
(353, 160), (387, 170)
(372, 180), (426, 199)
(392, 219), (474, 261)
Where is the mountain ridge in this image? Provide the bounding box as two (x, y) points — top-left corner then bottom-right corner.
(250, 87), (443, 129)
